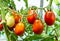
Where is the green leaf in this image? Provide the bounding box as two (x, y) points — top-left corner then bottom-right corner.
(31, 6), (37, 10)
(54, 8), (60, 16)
(24, 35), (43, 41)
(56, 16), (60, 22)
(41, 37), (54, 41)
(10, 0), (16, 10)
(10, 33), (18, 41)
(23, 0), (28, 8)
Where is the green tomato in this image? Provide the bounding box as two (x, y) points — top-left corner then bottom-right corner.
(5, 12), (15, 27)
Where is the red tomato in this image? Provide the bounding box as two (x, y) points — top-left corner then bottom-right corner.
(14, 15), (21, 23)
(27, 10), (37, 24)
(32, 20), (44, 34)
(0, 24), (3, 31)
(0, 16), (3, 31)
(27, 14), (37, 24)
(14, 22), (25, 36)
(44, 10), (55, 26)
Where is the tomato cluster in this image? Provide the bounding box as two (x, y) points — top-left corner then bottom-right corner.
(27, 9), (44, 34)
(0, 9), (55, 35)
(5, 10), (25, 36)
(12, 10), (25, 36)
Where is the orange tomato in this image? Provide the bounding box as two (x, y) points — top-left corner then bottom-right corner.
(14, 22), (25, 36)
(32, 19), (44, 34)
(14, 15), (21, 23)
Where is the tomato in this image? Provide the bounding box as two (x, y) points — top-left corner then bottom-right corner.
(32, 19), (44, 34)
(12, 11), (21, 23)
(44, 10), (55, 26)
(27, 14), (36, 24)
(0, 16), (3, 31)
(0, 24), (3, 31)
(6, 16), (15, 27)
(14, 15), (21, 23)
(14, 22), (25, 36)
(5, 12), (15, 27)
(27, 10), (37, 24)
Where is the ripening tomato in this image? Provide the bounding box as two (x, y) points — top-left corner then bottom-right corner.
(44, 10), (55, 26)
(14, 22), (25, 36)
(5, 12), (15, 27)
(27, 14), (37, 24)
(32, 19), (44, 34)
(12, 11), (21, 23)
(6, 16), (15, 27)
(14, 15), (21, 23)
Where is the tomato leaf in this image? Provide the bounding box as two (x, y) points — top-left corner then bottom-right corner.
(23, 0), (28, 8)
(10, 0), (16, 10)
(10, 33), (18, 41)
(41, 37), (54, 41)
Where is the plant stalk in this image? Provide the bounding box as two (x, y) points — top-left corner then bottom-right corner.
(46, 25), (48, 34)
(49, 0), (53, 10)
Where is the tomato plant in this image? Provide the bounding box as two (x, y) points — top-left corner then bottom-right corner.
(0, 0), (60, 41)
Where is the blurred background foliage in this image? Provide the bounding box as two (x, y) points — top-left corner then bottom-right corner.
(0, 0), (60, 41)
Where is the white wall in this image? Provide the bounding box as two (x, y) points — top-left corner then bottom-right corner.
(14, 0), (40, 11)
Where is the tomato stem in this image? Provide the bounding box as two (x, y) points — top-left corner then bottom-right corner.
(46, 25), (48, 34)
(54, 29), (58, 41)
(55, 36), (58, 41)
(1, 8), (12, 41)
(48, 0), (53, 10)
